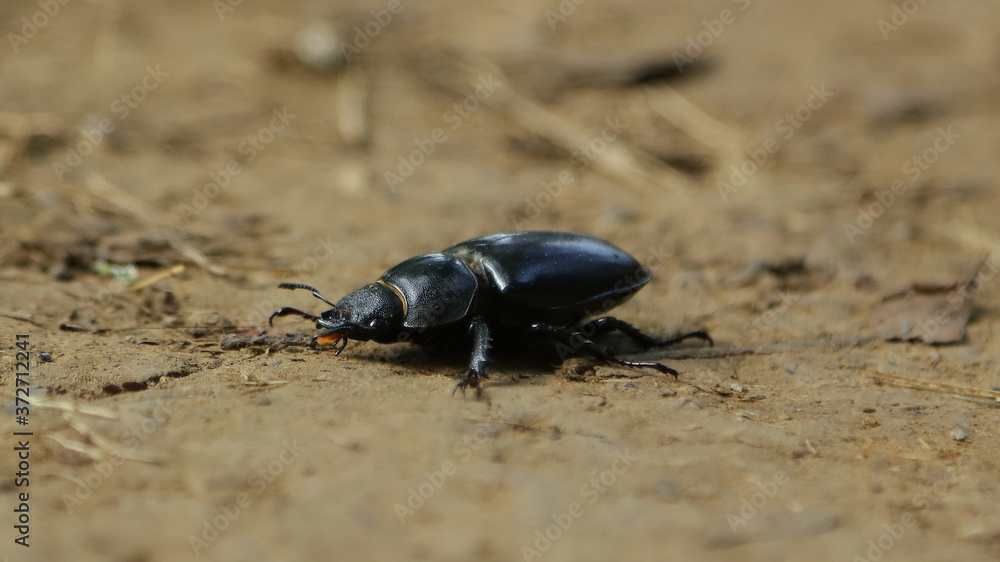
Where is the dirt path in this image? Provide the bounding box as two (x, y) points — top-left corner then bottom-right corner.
(1, 1), (999, 560)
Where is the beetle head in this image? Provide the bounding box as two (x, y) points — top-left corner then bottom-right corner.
(315, 282), (405, 345)
(270, 282), (405, 351)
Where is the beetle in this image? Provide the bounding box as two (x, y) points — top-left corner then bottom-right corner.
(269, 231), (712, 394)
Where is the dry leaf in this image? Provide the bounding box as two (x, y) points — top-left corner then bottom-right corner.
(870, 281), (973, 344)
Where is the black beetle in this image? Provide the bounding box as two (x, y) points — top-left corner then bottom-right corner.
(269, 231), (711, 394)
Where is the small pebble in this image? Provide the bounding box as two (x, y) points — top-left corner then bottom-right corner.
(951, 425), (969, 442)
(293, 21), (343, 71)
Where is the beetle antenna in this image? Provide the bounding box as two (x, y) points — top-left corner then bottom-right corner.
(277, 283), (337, 307)
(269, 307), (321, 326)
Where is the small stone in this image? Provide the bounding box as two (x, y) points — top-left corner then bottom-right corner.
(951, 425), (969, 441)
(293, 21), (343, 71)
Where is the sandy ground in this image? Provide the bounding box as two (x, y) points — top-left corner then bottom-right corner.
(2, 0), (1000, 560)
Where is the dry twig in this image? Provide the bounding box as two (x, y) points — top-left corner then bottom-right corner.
(416, 51), (695, 194)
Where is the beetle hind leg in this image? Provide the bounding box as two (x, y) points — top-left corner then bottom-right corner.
(531, 323), (681, 379)
(581, 317), (713, 348)
(655, 329), (713, 348)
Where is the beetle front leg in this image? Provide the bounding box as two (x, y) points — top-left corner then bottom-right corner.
(453, 316), (491, 397)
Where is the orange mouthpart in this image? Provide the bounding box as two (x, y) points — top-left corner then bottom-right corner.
(315, 332), (345, 346)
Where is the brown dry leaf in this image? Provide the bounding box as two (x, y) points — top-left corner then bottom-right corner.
(869, 280), (973, 344)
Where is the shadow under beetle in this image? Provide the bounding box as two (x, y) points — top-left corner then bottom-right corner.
(269, 231), (712, 395)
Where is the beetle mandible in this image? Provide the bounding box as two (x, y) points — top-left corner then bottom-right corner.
(269, 231), (712, 394)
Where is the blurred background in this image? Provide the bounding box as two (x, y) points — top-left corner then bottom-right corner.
(1, 0), (999, 560)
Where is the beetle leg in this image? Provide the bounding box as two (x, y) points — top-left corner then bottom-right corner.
(654, 329), (713, 348)
(530, 323), (681, 379)
(453, 316), (491, 397)
(579, 317), (659, 347)
(581, 317), (713, 348)
(269, 307), (321, 326)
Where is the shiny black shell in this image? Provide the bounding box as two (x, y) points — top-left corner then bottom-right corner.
(380, 254), (478, 329)
(380, 231), (651, 329)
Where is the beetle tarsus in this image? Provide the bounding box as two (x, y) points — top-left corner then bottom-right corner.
(452, 372), (476, 396)
(452, 369), (488, 397)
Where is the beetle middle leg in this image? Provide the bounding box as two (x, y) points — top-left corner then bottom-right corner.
(453, 316), (491, 397)
(528, 323), (681, 378)
(580, 317), (713, 348)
